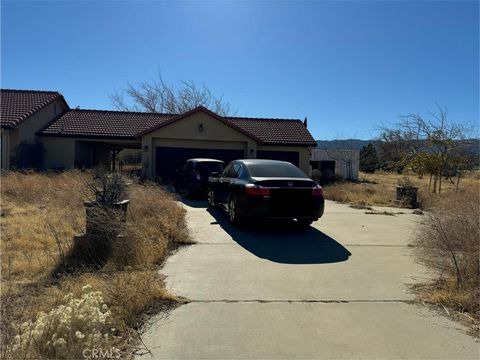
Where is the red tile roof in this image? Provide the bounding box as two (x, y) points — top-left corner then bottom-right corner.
(39, 107), (317, 146)
(1, 89), (68, 128)
(40, 109), (175, 139)
(227, 116), (316, 146)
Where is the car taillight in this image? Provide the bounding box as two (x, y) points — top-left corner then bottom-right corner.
(245, 184), (270, 196)
(312, 185), (323, 196)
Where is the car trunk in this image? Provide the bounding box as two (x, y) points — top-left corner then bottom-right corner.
(269, 188), (315, 217)
(251, 178), (315, 188)
(252, 178), (317, 217)
(196, 162), (224, 181)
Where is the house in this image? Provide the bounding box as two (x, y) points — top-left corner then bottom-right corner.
(1, 89), (317, 178)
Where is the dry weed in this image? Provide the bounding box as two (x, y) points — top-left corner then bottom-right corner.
(0, 171), (191, 359)
(413, 187), (479, 319)
(323, 170), (479, 209)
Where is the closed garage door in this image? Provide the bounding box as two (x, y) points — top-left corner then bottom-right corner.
(156, 146), (244, 181)
(257, 150), (299, 166)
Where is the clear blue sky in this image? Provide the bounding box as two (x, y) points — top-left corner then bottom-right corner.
(1, 1), (478, 140)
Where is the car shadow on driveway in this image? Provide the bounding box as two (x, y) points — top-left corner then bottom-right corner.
(179, 196), (209, 208)
(207, 207), (351, 265)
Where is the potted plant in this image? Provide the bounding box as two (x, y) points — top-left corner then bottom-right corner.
(73, 168), (130, 265)
(396, 173), (418, 208)
(84, 168), (129, 234)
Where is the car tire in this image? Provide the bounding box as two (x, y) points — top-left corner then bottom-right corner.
(207, 189), (216, 207)
(296, 218), (313, 227)
(228, 197), (242, 225)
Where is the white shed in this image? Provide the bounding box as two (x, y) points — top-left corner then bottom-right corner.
(311, 148), (360, 181)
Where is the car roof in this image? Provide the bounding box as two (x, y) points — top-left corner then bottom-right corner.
(236, 159), (292, 166)
(187, 158), (224, 163)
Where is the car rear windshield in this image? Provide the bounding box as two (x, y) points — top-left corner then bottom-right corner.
(196, 162), (224, 176)
(246, 162), (307, 178)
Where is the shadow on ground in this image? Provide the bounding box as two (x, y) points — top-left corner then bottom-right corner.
(179, 196), (209, 208)
(205, 206), (351, 265)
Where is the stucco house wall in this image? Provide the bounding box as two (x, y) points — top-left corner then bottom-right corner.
(15, 100), (66, 145)
(0, 128), (10, 169)
(1, 99), (68, 169)
(41, 137), (76, 168)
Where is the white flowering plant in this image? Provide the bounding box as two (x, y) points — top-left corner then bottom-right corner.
(11, 285), (117, 359)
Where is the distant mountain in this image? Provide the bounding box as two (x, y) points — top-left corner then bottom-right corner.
(316, 138), (479, 151)
(315, 139), (479, 167)
(315, 139), (375, 150)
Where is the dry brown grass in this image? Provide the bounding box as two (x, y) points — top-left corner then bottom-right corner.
(111, 183), (192, 269)
(1, 171), (88, 294)
(323, 170), (480, 209)
(412, 187), (479, 322)
(0, 171), (191, 359)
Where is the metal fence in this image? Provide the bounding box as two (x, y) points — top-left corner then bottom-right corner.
(110, 161), (142, 174)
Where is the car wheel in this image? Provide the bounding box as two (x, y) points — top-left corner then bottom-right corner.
(296, 218), (313, 227)
(207, 189), (216, 207)
(228, 197), (241, 225)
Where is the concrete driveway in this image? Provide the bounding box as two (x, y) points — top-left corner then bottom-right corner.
(140, 200), (479, 359)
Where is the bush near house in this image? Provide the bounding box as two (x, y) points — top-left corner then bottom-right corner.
(0, 170), (192, 359)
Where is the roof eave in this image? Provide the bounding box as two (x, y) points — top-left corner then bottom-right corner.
(6, 92), (70, 129)
(37, 133), (139, 141)
(261, 141), (318, 147)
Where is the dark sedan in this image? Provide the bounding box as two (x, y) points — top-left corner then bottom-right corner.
(175, 158), (225, 196)
(208, 159), (324, 226)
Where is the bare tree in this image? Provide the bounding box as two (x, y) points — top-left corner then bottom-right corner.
(378, 105), (475, 193)
(110, 73), (234, 116)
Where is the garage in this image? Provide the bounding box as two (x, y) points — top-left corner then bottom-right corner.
(139, 107), (316, 179)
(155, 146), (245, 181)
(257, 150), (299, 166)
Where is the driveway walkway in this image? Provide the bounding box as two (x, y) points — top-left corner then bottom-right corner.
(139, 200), (479, 359)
